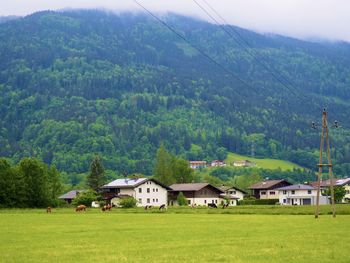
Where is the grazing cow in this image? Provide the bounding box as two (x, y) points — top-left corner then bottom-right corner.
(222, 203), (229, 209)
(191, 203), (197, 209)
(208, 203), (217, 208)
(102, 204), (112, 212)
(76, 205), (87, 212)
(46, 207), (52, 213)
(145, 205), (153, 210)
(159, 204), (166, 210)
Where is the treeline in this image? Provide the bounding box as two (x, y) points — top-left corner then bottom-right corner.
(0, 158), (62, 208)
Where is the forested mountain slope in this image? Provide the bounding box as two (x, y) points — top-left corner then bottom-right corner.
(0, 10), (350, 176)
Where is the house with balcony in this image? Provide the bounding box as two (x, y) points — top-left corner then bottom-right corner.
(309, 177), (350, 203)
(169, 183), (239, 206)
(277, 184), (329, 205)
(100, 178), (170, 207)
(248, 179), (292, 199)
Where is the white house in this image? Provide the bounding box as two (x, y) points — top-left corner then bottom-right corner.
(277, 184), (329, 206)
(211, 160), (226, 167)
(189, 161), (208, 169)
(219, 185), (247, 201)
(233, 160), (256, 167)
(169, 183), (238, 206)
(310, 177), (350, 203)
(100, 178), (170, 207)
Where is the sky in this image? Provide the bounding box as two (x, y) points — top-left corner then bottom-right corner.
(1, 0), (350, 42)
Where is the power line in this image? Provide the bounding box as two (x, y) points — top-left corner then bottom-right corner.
(193, 0), (310, 104)
(134, 0), (261, 94)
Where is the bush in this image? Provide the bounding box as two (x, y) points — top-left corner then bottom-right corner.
(238, 199), (279, 205)
(72, 189), (100, 207)
(119, 197), (137, 208)
(177, 192), (187, 206)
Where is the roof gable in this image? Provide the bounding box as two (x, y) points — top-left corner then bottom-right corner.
(248, 180), (292, 190)
(170, 183), (224, 193)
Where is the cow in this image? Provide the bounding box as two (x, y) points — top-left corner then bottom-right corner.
(191, 203), (197, 209)
(208, 203), (217, 208)
(145, 205), (152, 210)
(159, 204), (166, 210)
(46, 206), (52, 213)
(76, 205), (87, 212)
(102, 204), (112, 212)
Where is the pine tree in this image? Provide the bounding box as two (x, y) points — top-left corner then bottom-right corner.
(88, 155), (106, 191)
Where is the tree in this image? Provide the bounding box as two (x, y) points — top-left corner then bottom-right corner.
(18, 158), (51, 207)
(326, 186), (346, 203)
(177, 192), (187, 206)
(0, 158), (16, 207)
(172, 158), (194, 183)
(72, 189), (100, 206)
(153, 143), (174, 185)
(48, 166), (63, 206)
(87, 155), (106, 191)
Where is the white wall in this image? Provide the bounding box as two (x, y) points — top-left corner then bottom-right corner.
(134, 180), (168, 207)
(226, 188), (244, 201)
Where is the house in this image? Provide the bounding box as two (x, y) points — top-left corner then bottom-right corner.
(189, 161), (208, 169)
(233, 160), (256, 167)
(219, 185), (247, 201)
(211, 160), (226, 167)
(277, 184), (330, 205)
(169, 183), (239, 206)
(309, 177), (350, 202)
(100, 178), (170, 207)
(248, 179), (292, 199)
(59, 190), (85, 204)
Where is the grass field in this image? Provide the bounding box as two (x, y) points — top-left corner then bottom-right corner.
(1, 207), (349, 262)
(225, 152), (303, 170)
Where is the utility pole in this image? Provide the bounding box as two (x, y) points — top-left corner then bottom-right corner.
(314, 109), (336, 218)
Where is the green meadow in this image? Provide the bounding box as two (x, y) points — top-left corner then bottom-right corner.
(225, 152), (302, 170)
(1, 207), (349, 262)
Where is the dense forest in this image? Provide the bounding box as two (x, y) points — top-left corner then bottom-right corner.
(0, 10), (350, 184)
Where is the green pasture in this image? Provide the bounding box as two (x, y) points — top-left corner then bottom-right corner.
(0, 207), (349, 262)
(225, 152), (303, 170)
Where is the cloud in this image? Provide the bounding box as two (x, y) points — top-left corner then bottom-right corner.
(1, 0), (350, 42)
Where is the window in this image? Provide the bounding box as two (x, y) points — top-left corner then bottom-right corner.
(147, 198), (150, 203)
(308, 190), (312, 194)
(153, 188), (155, 192)
(233, 191), (236, 195)
(139, 198), (142, 204)
(188, 200), (191, 205)
(153, 199), (155, 202)
(270, 191), (275, 195)
(156, 199), (158, 202)
(156, 188), (158, 192)
(283, 190), (287, 195)
(138, 188), (142, 193)
(231, 201), (234, 204)
(346, 190), (350, 194)
(204, 200), (207, 204)
(215, 200), (217, 204)
(261, 191), (266, 195)
(212, 200), (214, 204)
(283, 199), (286, 203)
(291, 190), (295, 195)
(147, 188), (150, 193)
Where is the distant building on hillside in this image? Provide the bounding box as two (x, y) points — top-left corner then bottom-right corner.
(211, 160), (226, 167)
(233, 160), (256, 167)
(189, 161), (208, 169)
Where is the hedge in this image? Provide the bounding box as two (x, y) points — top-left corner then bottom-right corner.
(238, 199), (279, 205)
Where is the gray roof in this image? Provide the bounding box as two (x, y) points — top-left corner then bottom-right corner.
(277, 184), (315, 191)
(59, 190), (85, 200)
(101, 178), (171, 190)
(248, 179), (292, 190)
(219, 185), (248, 194)
(101, 178), (148, 188)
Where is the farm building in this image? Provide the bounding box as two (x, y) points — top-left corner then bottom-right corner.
(169, 183), (238, 206)
(248, 179), (292, 199)
(219, 185), (247, 201)
(59, 190), (85, 204)
(100, 178), (170, 207)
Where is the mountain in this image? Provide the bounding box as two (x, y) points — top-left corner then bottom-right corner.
(0, 10), (350, 178)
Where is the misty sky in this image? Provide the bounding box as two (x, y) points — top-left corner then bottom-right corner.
(1, 0), (350, 42)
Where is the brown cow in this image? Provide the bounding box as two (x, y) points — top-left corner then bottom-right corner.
(101, 204), (112, 212)
(76, 205), (87, 212)
(46, 207), (52, 213)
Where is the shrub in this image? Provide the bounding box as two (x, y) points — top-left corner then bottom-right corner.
(177, 192), (187, 206)
(72, 189), (100, 207)
(119, 197), (137, 208)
